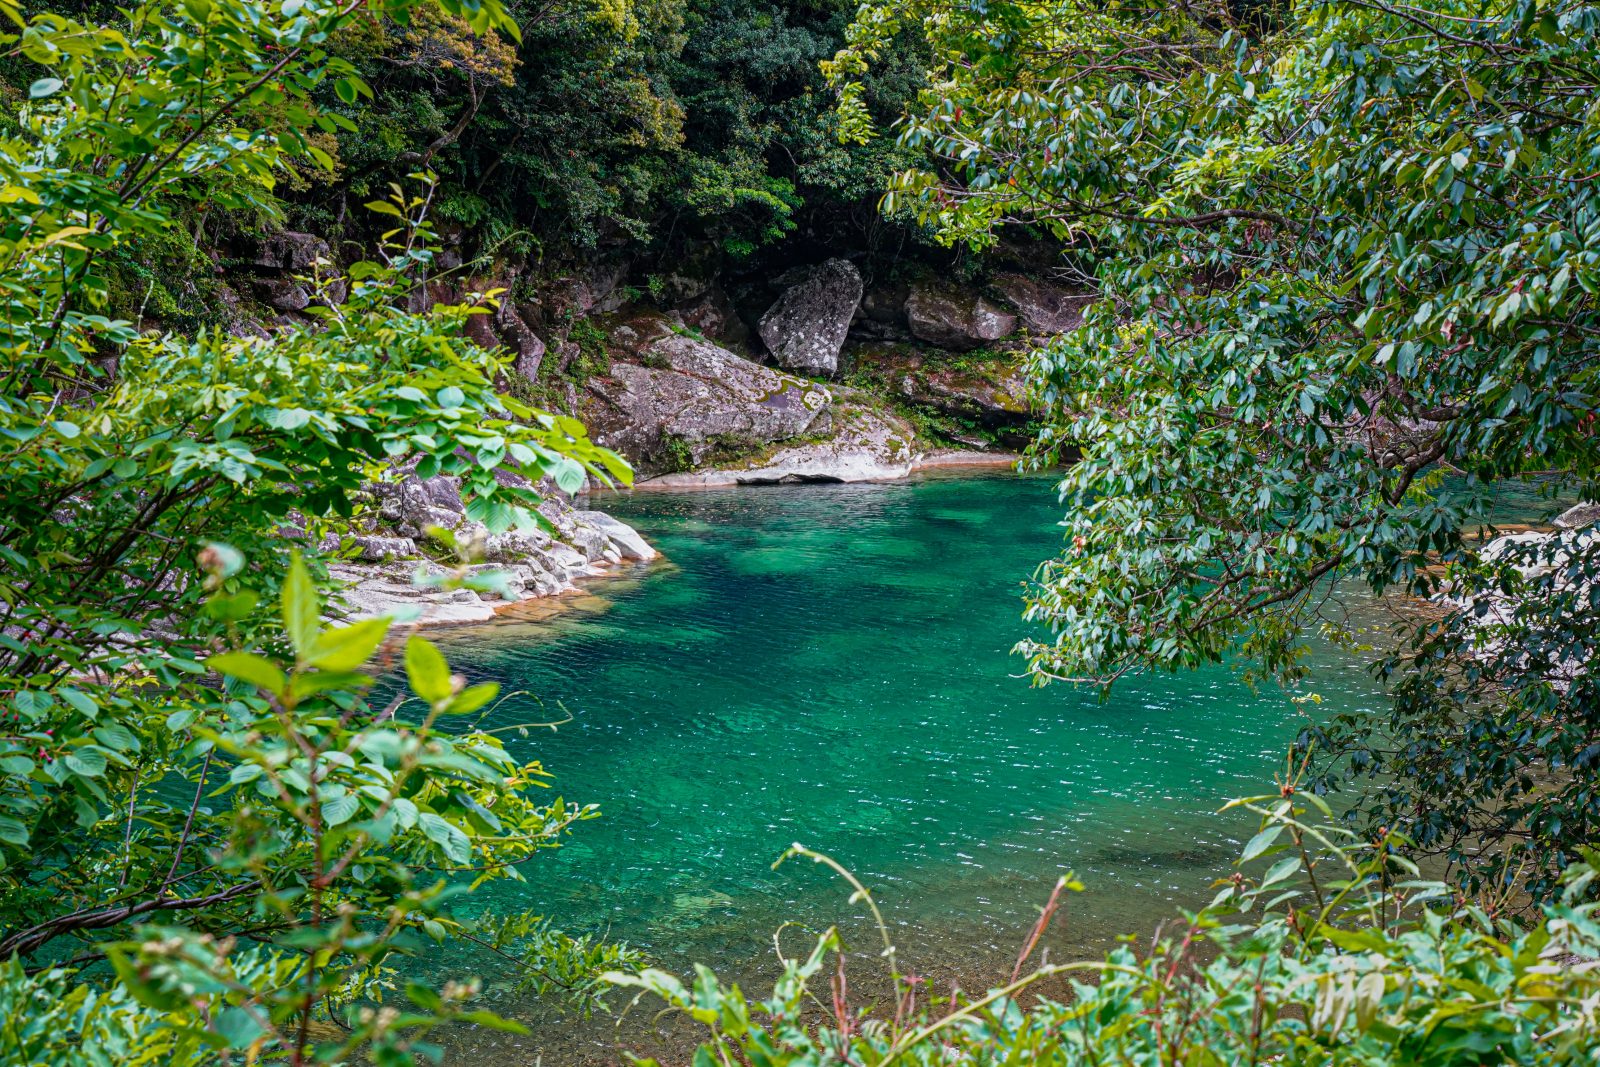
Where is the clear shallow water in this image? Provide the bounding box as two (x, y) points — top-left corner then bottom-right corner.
(426, 472), (1389, 1062)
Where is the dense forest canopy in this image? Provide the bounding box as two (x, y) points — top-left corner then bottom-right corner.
(97, 0), (937, 333)
(1, 0), (1599, 1062)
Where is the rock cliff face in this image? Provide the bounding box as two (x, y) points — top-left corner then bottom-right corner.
(581, 318), (833, 475)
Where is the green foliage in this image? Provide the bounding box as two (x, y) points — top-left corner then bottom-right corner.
(611, 777), (1600, 1065)
(659, 432), (697, 473)
(832, 0), (1600, 893)
(0, 957), (177, 1065)
(461, 910), (646, 1015)
(566, 316), (614, 380)
(301, 0), (928, 264)
(0, 0), (636, 1061)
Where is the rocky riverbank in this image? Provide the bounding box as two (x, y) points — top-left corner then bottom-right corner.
(326, 470), (658, 628)
(1444, 501), (1598, 684)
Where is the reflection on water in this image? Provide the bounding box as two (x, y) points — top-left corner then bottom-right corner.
(422, 472), (1389, 1063)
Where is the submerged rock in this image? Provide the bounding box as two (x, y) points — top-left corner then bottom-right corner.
(757, 258), (863, 375)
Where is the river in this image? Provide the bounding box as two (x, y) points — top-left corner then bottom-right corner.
(423, 471), (1389, 1063)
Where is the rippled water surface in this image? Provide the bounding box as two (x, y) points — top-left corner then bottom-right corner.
(427, 472), (1389, 1063)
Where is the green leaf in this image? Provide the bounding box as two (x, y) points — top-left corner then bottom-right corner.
(436, 386), (466, 409)
(456, 1010), (531, 1034)
(213, 1005), (267, 1048)
(92, 725), (137, 752)
(282, 550), (319, 657)
(417, 811), (471, 864)
(322, 792), (359, 826)
(228, 763), (263, 785)
(1240, 824), (1283, 863)
(13, 690), (52, 717)
(56, 687), (98, 718)
(308, 617), (390, 671)
(445, 682), (499, 716)
(208, 651), (288, 696)
(553, 458), (586, 495)
(0, 815), (28, 846)
(28, 77), (62, 98)
(274, 407), (312, 430)
(63, 747), (107, 777)
(109, 948), (184, 1011)
(205, 589), (259, 623)
(1259, 855), (1301, 888)
(405, 636), (453, 704)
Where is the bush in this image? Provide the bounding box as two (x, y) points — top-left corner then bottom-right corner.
(0, 0), (636, 1061)
(613, 780), (1600, 1065)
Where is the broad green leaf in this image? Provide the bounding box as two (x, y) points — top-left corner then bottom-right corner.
(208, 651), (288, 696)
(281, 550), (319, 657)
(405, 636), (453, 704)
(417, 811), (471, 864)
(205, 589), (259, 623)
(0, 815), (28, 845)
(308, 617), (390, 671)
(63, 747), (107, 777)
(229, 763), (263, 785)
(322, 792), (360, 826)
(1241, 824), (1284, 863)
(444, 682), (499, 716)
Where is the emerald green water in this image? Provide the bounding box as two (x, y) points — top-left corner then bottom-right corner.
(428, 472), (1388, 1062)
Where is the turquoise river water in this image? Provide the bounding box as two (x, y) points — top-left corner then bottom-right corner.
(425, 471), (1393, 1063)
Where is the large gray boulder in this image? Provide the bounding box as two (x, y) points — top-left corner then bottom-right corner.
(254, 278), (310, 312)
(576, 510), (658, 560)
(758, 259), (863, 375)
(905, 282), (1018, 351)
(583, 327), (833, 476)
(992, 273), (1093, 336)
(641, 399), (916, 488)
(1554, 502), (1600, 529)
